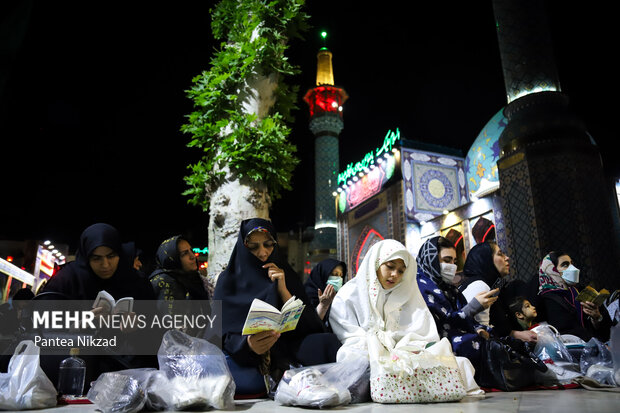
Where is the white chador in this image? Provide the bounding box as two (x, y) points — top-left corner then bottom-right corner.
(329, 239), (483, 396)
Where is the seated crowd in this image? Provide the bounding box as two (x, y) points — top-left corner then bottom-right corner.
(3, 219), (617, 404)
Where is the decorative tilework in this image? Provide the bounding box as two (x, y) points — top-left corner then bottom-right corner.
(402, 148), (468, 223)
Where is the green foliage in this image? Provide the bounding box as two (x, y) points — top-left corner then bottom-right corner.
(182, 0), (309, 210)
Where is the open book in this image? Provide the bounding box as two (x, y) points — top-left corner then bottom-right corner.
(576, 285), (610, 307)
(241, 296), (305, 335)
(92, 290), (134, 314)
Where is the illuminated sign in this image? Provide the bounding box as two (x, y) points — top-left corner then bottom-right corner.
(193, 247), (209, 254)
(337, 128), (400, 186)
(0, 257), (35, 285)
(338, 154), (397, 214)
(38, 248), (56, 277)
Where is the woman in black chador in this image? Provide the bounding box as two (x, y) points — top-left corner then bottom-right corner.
(42, 223), (155, 301)
(149, 235), (210, 336)
(39, 223), (158, 391)
(304, 258), (347, 331)
(214, 218), (341, 397)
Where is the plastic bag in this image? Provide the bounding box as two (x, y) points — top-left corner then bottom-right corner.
(154, 329), (235, 410)
(87, 368), (179, 413)
(611, 324), (620, 386)
(87, 331), (235, 411)
(580, 337), (613, 373)
(580, 337), (616, 386)
(531, 322), (573, 363)
(322, 359), (370, 403)
(86, 368), (179, 413)
(274, 359), (369, 408)
(86, 369), (151, 413)
(529, 325), (582, 387)
(0, 340), (57, 410)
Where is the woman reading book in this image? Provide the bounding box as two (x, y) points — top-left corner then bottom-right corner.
(213, 218), (341, 397)
(536, 251), (612, 342)
(38, 223), (158, 391)
(41, 222), (155, 302)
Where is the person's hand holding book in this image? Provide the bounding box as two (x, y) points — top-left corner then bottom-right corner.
(247, 330), (280, 355)
(582, 301), (603, 324)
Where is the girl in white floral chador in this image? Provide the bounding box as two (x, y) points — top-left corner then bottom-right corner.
(329, 239), (482, 403)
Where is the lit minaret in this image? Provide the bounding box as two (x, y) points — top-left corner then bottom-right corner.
(493, 0), (620, 289)
(303, 32), (348, 261)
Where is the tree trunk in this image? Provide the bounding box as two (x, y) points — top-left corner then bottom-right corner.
(206, 172), (271, 286)
(206, 70), (278, 288)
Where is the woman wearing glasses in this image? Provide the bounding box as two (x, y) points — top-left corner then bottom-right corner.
(213, 218), (341, 397)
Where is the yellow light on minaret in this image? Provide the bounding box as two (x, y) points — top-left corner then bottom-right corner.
(316, 47), (334, 86)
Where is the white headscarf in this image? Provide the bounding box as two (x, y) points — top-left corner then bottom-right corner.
(329, 239), (440, 362)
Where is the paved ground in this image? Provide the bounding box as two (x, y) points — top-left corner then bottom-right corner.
(9, 388), (620, 413)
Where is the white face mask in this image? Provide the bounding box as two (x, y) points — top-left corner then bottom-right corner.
(440, 262), (458, 283)
(561, 264), (580, 284)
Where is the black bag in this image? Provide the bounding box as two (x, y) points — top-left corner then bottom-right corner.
(477, 336), (548, 391)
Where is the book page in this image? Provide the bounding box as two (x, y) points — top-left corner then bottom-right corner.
(576, 286), (609, 306)
(114, 297), (134, 314)
(242, 311), (283, 335)
(242, 298), (283, 335)
(248, 298), (281, 314)
(592, 289), (610, 307)
(93, 290), (115, 313)
(278, 303), (305, 333)
(241, 297), (307, 335)
(281, 295), (302, 313)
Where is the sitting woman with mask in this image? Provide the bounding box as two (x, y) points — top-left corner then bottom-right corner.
(416, 236), (498, 370)
(537, 251), (611, 342)
(213, 218), (341, 397)
(304, 259), (347, 331)
(329, 239), (482, 399)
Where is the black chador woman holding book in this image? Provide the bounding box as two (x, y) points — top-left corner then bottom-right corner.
(42, 223), (155, 301)
(214, 218), (341, 397)
(36, 223), (158, 393)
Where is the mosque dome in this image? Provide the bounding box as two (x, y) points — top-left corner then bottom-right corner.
(465, 108), (507, 198)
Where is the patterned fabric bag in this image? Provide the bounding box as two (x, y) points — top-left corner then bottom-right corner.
(368, 334), (466, 404)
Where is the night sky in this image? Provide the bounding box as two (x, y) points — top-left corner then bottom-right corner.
(1, 1), (617, 265)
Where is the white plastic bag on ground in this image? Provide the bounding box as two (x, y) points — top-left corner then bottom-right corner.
(532, 322), (574, 363)
(610, 324), (620, 385)
(87, 370), (148, 413)
(529, 322), (583, 385)
(0, 340), (57, 410)
(580, 337), (616, 386)
(154, 329), (235, 410)
(86, 368), (178, 413)
(87, 331), (235, 411)
(274, 359), (369, 408)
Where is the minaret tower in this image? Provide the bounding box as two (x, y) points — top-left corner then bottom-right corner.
(303, 32), (348, 263)
(493, 0), (620, 289)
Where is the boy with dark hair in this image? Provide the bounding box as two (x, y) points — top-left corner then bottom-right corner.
(509, 296), (538, 330)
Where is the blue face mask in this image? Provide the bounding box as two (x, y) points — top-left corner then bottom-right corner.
(561, 264), (580, 285)
(326, 276), (343, 291)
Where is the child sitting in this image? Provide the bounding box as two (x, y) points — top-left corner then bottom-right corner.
(509, 296), (538, 330)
